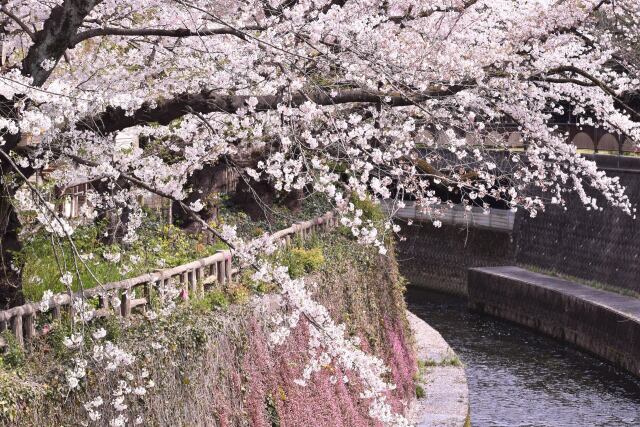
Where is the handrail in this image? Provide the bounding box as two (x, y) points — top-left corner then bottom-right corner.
(380, 200), (515, 232)
(1, 211), (337, 347)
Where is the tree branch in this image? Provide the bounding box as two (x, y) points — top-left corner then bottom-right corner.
(79, 85), (469, 134)
(547, 65), (640, 120)
(1, 6), (35, 40)
(388, 0), (479, 23)
(22, 0), (103, 86)
(70, 25), (264, 46)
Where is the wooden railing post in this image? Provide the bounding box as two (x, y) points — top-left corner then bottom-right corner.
(196, 267), (204, 296)
(209, 262), (216, 278)
(225, 254), (232, 284)
(52, 304), (61, 320)
(121, 290), (132, 317)
(97, 294), (108, 309)
(24, 313), (36, 341)
(180, 272), (189, 299)
(145, 282), (154, 309)
(11, 312), (23, 347)
(0, 313), (7, 333)
(23, 313), (36, 340)
(216, 251), (226, 286)
(188, 269), (196, 294)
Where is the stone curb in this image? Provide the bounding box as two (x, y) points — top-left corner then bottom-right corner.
(406, 310), (470, 427)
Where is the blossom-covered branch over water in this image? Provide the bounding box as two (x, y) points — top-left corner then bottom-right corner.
(1, 0), (640, 425)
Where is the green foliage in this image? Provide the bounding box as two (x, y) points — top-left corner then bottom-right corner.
(282, 247), (324, 278)
(415, 384), (426, 399)
(421, 356), (462, 368)
(350, 196), (385, 222)
(94, 316), (123, 343)
(189, 326), (208, 350)
(18, 216), (227, 302)
(265, 394), (281, 427)
(44, 318), (74, 359)
(229, 285), (250, 304)
(0, 332), (25, 369)
(36, 315), (123, 361)
(0, 371), (39, 423)
(191, 290), (230, 313)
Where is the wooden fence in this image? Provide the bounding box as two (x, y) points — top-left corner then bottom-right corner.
(1, 211), (337, 348)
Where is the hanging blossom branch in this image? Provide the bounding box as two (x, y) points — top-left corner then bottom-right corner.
(220, 226), (411, 426)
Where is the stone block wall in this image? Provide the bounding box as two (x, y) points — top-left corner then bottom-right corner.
(513, 165), (640, 294)
(396, 155), (640, 296)
(468, 267), (640, 377)
(396, 224), (515, 296)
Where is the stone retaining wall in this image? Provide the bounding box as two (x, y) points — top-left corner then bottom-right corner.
(467, 266), (640, 377)
(396, 154), (640, 296)
(513, 162), (640, 294)
(397, 224), (515, 296)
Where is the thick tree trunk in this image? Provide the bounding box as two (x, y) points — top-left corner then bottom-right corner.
(0, 188), (24, 308)
(0, 0), (104, 307)
(90, 179), (135, 245)
(172, 163), (228, 232)
(174, 162), (304, 231)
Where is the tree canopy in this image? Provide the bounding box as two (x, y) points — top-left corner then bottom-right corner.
(0, 2), (639, 424)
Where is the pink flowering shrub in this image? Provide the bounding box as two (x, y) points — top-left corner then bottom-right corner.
(237, 235), (417, 426)
(242, 315), (415, 427)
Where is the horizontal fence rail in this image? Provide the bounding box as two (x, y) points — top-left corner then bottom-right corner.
(1, 212), (337, 348)
(381, 200), (515, 232)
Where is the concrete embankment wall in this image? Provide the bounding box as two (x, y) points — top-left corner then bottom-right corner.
(397, 223), (515, 296)
(468, 266), (640, 377)
(398, 154), (640, 296)
(406, 311), (470, 427)
(514, 158), (640, 294)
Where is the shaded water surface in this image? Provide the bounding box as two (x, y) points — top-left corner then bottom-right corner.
(406, 287), (640, 427)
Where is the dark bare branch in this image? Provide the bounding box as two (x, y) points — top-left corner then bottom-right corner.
(1, 6), (35, 40)
(70, 25), (264, 46)
(80, 85), (469, 134)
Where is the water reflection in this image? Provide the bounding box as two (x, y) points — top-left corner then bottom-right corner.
(406, 287), (640, 427)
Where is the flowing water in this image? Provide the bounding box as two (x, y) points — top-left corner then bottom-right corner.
(406, 287), (640, 427)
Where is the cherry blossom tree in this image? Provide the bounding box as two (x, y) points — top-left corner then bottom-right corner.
(0, 1), (639, 422)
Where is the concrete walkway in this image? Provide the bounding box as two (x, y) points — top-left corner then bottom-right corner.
(474, 266), (640, 319)
(406, 310), (470, 427)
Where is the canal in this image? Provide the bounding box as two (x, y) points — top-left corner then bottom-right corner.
(406, 287), (640, 427)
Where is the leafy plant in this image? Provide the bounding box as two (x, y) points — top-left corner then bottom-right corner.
(0, 331), (25, 369)
(191, 290), (230, 313)
(19, 215), (227, 301)
(282, 247), (324, 278)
